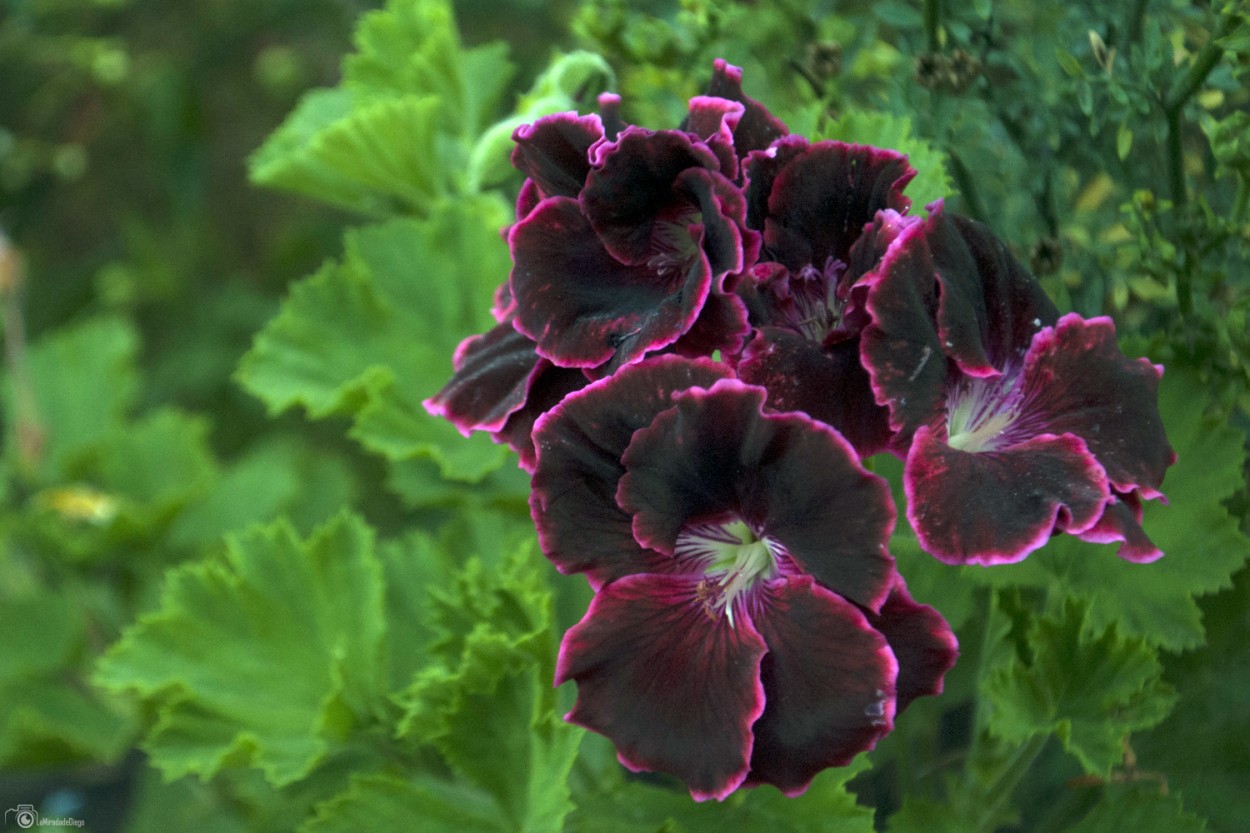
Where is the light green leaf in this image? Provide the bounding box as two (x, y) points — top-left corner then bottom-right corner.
(303, 773), (504, 833)
(344, 0), (514, 138)
(94, 512), (387, 786)
(236, 198), (513, 484)
(251, 93), (448, 216)
(0, 678), (136, 765)
(6, 316), (138, 480)
(984, 600), (1177, 775)
(1117, 123), (1134, 160)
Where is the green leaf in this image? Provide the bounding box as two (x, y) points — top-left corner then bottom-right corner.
(344, 0), (514, 138)
(5, 316), (138, 481)
(1135, 564), (1250, 831)
(816, 111), (952, 208)
(1117, 123), (1134, 160)
(1003, 367), (1250, 650)
(93, 512), (387, 786)
(251, 93), (448, 216)
(303, 773), (504, 833)
(236, 198), (513, 485)
(1067, 785), (1208, 833)
(0, 678), (136, 765)
(983, 600), (1177, 775)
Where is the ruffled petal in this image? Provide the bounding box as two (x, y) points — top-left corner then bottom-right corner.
(556, 573), (768, 801)
(865, 577), (959, 713)
(490, 361), (588, 473)
(672, 289), (751, 360)
(581, 127), (722, 266)
(737, 328), (893, 457)
(905, 425), (1110, 565)
(684, 95), (745, 178)
(1013, 314), (1174, 496)
(423, 322), (541, 435)
(1076, 490), (1163, 563)
(616, 378), (896, 610)
(530, 355), (732, 585)
(511, 112), (604, 199)
(698, 58), (789, 160)
(744, 575), (897, 795)
(758, 141), (915, 272)
(509, 196), (714, 369)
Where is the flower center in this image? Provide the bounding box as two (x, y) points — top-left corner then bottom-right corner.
(946, 374), (1023, 452)
(675, 519), (781, 627)
(786, 257), (845, 342)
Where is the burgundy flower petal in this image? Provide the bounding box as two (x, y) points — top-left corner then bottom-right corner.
(1013, 314), (1174, 496)
(530, 355), (732, 585)
(1077, 490), (1163, 563)
(699, 58), (789, 159)
(684, 95), (745, 178)
(616, 379), (896, 610)
(904, 425), (1110, 565)
(860, 206), (1061, 442)
(581, 127), (722, 266)
(423, 322), (540, 435)
(509, 196), (714, 369)
(511, 112), (604, 200)
(596, 92), (626, 141)
(929, 211), (1059, 376)
(743, 575), (897, 795)
(490, 361), (588, 473)
(675, 165), (759, 277)
(556, 572), (768, 801)
(672, 289), (751, 360)
(858, 222), (948, 442)
(738, 328), (893, 457)
(759, 141), (915, 272)
(744, 136), (810, 234)
(514, 177), (544, 223)
(865, 577), (959, 713)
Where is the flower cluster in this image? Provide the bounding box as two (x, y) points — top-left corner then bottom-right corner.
(426, 60), (1173, 799)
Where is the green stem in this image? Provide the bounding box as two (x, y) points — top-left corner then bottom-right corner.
(975, 735), (1050, 833)
(948, 150), (989, 223)
(1124, 0), (1149, 52)
(1233, 175), (1250, 226)
(924, 0), (941, 52)
(1160, 10), (1238, 208)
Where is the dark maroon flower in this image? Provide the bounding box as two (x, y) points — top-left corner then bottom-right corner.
(732, 139), (919, 456)
(694, 58), (789, 163)
(509, 125), (759, 371)
(860, 205), (1175, 564)
(532, 356), (955, 799)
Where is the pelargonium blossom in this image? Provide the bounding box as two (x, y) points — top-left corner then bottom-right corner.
(733, 141), (919, 456)
(859, 204), (1175, 564)
(531, 356), (957, 799)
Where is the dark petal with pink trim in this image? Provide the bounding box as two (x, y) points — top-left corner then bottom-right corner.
(738, 328), (893, 457)
(743, 576), (897, 795)
(529, 356), (732, 585)
(615, 379), (895, 610)
(750, 140), (915, 273)
(423, 322), (540, 436)
(865, 578), (959, 713)
(684, 95), (745, 178)
(905, 426), (1110, 564)
(1012, 314), (1174, 498)
(509, 196), (715, 369)
(1077, 490), (1163, 563)
(510, 112), (604, 199)
(556, 572), (768, 801)
(672, 289), (752, 360)
(698, 58), (789, 160)
(490, 361), (588, 473)
(581, 127), (723, 266)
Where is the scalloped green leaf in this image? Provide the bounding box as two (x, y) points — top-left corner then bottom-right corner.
(236, 198), (512, 484)
(5, 316), (138, 481)
(983, 600), (1177, 775)
(1067, 785), (1208, 833)
(93, 512), (387, 786)
(303, 773), (504, 833)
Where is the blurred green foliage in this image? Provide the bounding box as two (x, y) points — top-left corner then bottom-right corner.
(1, 0), (1247, 831)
